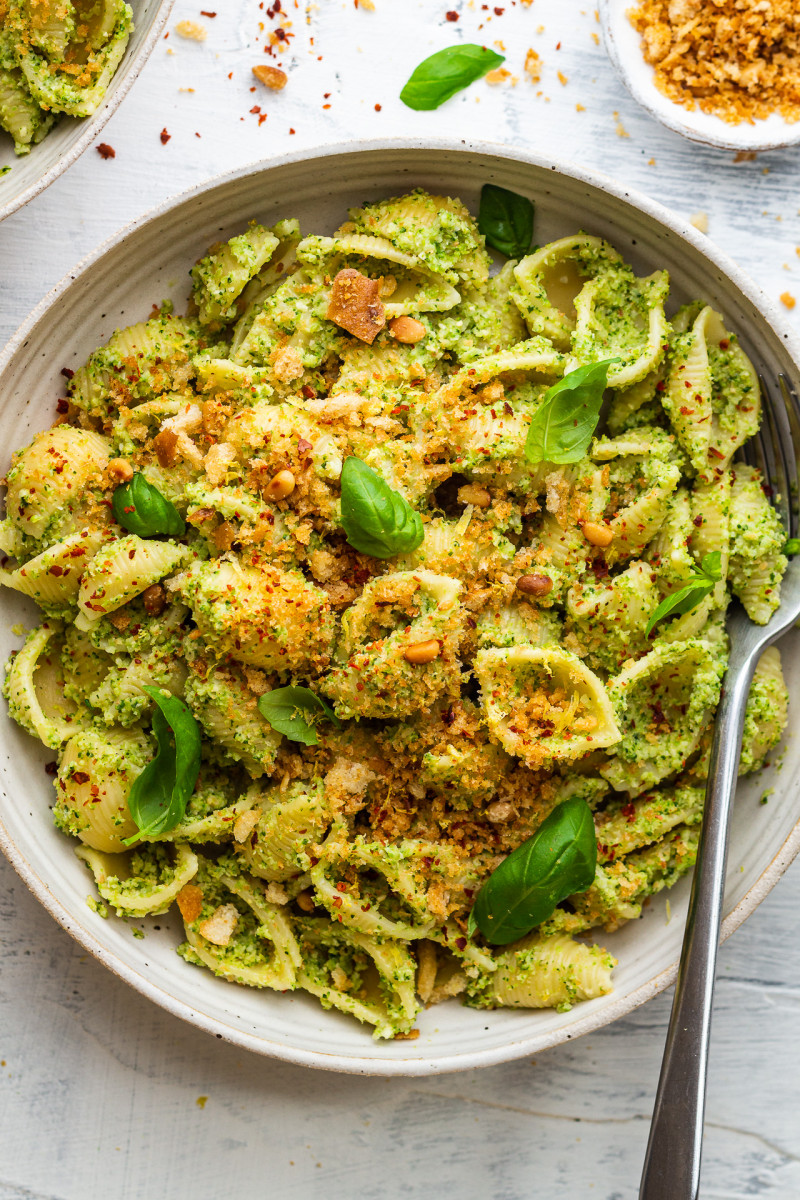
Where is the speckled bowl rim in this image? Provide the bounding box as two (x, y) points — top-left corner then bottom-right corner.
(0, 0), (175, 224)
(600, 0), (800, 153)
(2, 137), (800, 1076)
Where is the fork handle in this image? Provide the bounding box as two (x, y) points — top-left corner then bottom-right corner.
(639, 649), (759, 1200)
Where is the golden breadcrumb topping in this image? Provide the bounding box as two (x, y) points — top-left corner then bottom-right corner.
(628, 0), (800, 125)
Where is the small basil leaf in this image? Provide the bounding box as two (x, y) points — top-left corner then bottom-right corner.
(340, 456), (424, 559)
(524, 360), (616, 465)
(258, 686), (342, 747)
(112, 472), (186, 537)
(125, 686), (201, 842)
(699, 550), (722, 582)
(645, 550), (723, 636)
(645, 581), (713, 636)
(478, 184), (534, 259)
(470, 796), (597, 946)
(400, 44), (505, 111)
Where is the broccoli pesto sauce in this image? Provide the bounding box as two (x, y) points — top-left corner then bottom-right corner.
(0, 188), (789, 1040)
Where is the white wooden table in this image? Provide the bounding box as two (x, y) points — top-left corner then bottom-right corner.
(1, 3), (800, 1196)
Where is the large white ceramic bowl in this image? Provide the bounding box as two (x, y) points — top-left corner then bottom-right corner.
(0, 0), (174, 223)
(1, 140), (799, 1076)
(600, 0), (800, 152)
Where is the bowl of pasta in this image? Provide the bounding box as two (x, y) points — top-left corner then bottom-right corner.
(0, 0), (174, 223)
(1, 139), (799, 1075)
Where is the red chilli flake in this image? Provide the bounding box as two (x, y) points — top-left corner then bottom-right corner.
(621, 801), (636, 823)
(374, 103), (382, 111)
(56, 399), (69, 414)
(446, 9), (459, 18)
(96, 143), (115, 159)
(160, 128), (171, 144)
(200, 9), (217, 15)
(455, 937), (467, 951)
(44, 762), (58, 776)
(60, 367), (74, 380)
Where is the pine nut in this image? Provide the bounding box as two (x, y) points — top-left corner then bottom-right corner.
(296, 889), (316, 913)
(582, 521), (614, 548)
(485, 800), (516, 823)
(516, 573), (553, 597)
(403, 639), (441, 664)
(265, 469), (296, 501)
(389, 316), (426, 344)
(457, 483), (491, 508)
(107, 458), (134, 484)
(142, 584), (167, 616)
(252, 64), (287, 90)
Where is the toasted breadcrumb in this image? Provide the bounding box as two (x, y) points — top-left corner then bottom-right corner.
(524, 48), (542, 83)
(176, 883), (203, 922)
(629, 0), (800, 126)
(780, 291), (797, 309)
(613, 110), (630, 138)
(175, 20), (207, 41)
(689, 211), (708, 233)
(198, 903), (240, 946)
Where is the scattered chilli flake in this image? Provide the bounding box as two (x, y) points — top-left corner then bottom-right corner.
(96, 143), (115, 158)
(160, 128), (171, 144)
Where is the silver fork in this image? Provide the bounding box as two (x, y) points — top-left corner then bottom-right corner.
(639, 374), (800, 1200)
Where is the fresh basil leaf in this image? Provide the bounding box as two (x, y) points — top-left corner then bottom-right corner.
(112, 472), (186, 538)
(698, 550), (722, 581)
(340, 456), (424, 559)
(478, 184), (534, 259)
(645, 550), (723, 636)
(125, 686), (201, 842)
(470, 796), (597, 946)
(524, 360), (616, 465)
(645, 582), (714, 637)
(258, 686), (342, 747)
(400, 44), (505, 111)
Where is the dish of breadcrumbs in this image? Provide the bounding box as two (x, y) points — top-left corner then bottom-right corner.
(628, 0), (800, 125)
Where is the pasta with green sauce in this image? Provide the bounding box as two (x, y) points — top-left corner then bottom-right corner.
(0, 0), (133, 156)
(0, 188), (790, 1038)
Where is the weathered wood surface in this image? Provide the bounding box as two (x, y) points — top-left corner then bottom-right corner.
(1, 2), (800, 1197)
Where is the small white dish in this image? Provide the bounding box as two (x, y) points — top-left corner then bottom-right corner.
(600, 0), (800, 152)
(0, 0), (175, 224)
(1, 139), (800, 1075)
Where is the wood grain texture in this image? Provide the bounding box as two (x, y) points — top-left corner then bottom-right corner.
(1, 2), (800, 1197)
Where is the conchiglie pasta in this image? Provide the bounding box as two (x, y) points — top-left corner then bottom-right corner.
(236, 780), (332, 881)
(475, 645), (621, 769)
(4, 622), (84, 749)
(176, 557), (334, 673)
(601, 640), (722, 795)
(740, 647), (788, 774)
(487, 934), (616, 1009)
(1, 527), (108, 606)
(54, 728), (150, 852)
(78, 536), (188, 620)
(5, 426), (110, 539)
(76, 842), (199, 917)
(322, 570), (465, 720)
